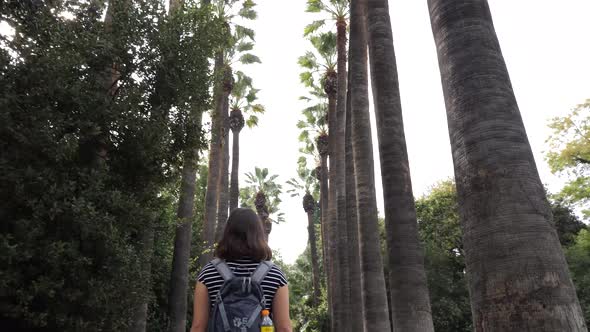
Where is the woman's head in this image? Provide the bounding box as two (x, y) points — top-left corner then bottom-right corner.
(215, 207), (272, 261)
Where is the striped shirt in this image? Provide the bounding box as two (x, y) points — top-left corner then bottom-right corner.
(197, 258), (288, 311)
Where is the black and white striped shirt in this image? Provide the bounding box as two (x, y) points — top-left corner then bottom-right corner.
(197, 258), (288, 311)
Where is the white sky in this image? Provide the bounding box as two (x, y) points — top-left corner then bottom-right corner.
(237, 0), (590, 264)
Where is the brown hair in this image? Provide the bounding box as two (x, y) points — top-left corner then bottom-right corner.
(215, 208), (272, 261)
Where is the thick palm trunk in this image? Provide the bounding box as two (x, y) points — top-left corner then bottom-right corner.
(325, 91), (338, 327)
(198, 53), (224, 268)
(366, 0), (434, 330)
(215, 90), (230, 241)
(168, 144), (200, 332)
(329, 16), (351, 331)
(229, 131), (240, 211)
(349, 0), (391, 329)
(345, 62), (364, 332)
(428, 0), (586, 330)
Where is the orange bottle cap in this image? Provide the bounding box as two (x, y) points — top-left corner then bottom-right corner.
(261, 309), (270, 316)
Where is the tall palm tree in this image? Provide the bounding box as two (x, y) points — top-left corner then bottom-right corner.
(287, 168), (321, 305)
(344, 52), (363, 332)
(305, 1), (350, 327)
(227, 72), (264, 213)
(240, 167), (284, 240)
(199, 0), (260, 267)
(366, 0), (434, 330)
(427, 0), (586, 330)
(349, 0), (391, 329)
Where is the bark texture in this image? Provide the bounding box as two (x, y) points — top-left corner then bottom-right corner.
(428, 0), (587, 330)
(349, 0), (392, 329)
(367, 0), (434, 330)
(198, 53), (224, 268)
(344, 65), (364, 332)
(228, 108), (244, 212)
(304, 193), (321, 306)
(168, 146), (199, 332)
(215, 80), (231, 241)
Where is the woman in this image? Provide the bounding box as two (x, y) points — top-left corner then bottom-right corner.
(191, 208), (292, 332)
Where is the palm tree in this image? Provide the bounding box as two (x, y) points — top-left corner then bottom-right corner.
(240, 167), (284, 241)
(427, 0), (586, 330)
(365, 0), (434, 330)
(227, 72), (264, 214)
(287, 168), (321, 305)
(348, 0), (391, 329)
(199, 0), (260, 267)
(344, 50), (363, 332)
(305, 2), (350, 327)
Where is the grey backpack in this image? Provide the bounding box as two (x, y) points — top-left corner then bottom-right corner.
(207, 258), (274, 332)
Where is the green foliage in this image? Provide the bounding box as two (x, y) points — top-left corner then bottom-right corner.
(239, 167), (284, 222)
(287, 245), (328, 332)
(0, 1), (221, 330)
(546, 100), (590, 217)
(229, 71), (264, 129)
(565, 229), (590, 323)
(415, 180), (590, 331)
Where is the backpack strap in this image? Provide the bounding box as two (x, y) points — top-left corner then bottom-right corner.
(250, 260), (274, 283)
(211, 258), (234, 281)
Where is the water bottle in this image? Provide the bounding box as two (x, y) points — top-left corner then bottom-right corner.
(260, 309), (274, 332)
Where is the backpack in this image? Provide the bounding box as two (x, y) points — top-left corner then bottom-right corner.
(207, 258), (274, 332)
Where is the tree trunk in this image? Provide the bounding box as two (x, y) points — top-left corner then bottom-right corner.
(325, 90), (338, 328)
(349, 0), (392, 330)
(229, 129), (240, 212)
(318, 153), (330, 306)
(366, 0), (434, 330)
(198, 52), (224, 268)
(304, 195), (321, 306)
(168, 145), (199, 332)
(345, 56), (364, 332)
(215, 88), (230, 241)
(428, 0), (587, 330)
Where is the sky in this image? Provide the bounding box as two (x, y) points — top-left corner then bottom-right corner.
(235, 0), (590, 264)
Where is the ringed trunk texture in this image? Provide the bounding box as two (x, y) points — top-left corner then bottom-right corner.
(325, 91), (338, 325)
(344, 65), (364, 332)
(167, 147), (199, 332)
(319, 154), (330, 299)
(331, 16), (351, 331)
(349, 0), (392, 330)
(229, 130), (240, 212)
(198, 52), (224, 268)
(306, 207), (321, 305)
(367, 0), (434, 330)
(215, 91), (230, 241)
(428, 0), (586, 330)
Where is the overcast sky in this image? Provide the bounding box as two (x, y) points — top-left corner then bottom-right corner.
(234, 0), (590, 264)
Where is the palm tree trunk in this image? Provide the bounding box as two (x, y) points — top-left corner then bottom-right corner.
(229, 130), (240, 211)
(428, 0), (586, 330)
(168, 144), (200, 332)
(345, 60), (364, 332)
(318, 153), (330, 307)
(349, 0), (391, 329)
(198, 52), (224, 268)
(325, 92), (338, 328)
(331, 15), (351, 331)
(215, 92), (230, 241)
(366, 0), (434, 330)
(305, 199), (321, 306)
